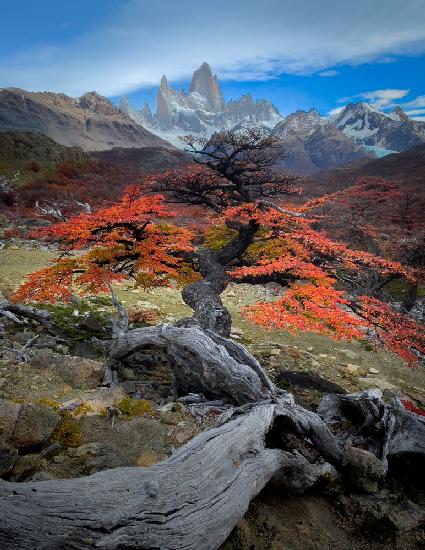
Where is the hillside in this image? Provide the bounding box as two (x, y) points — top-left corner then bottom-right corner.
(305, 143), (425, 195)
(0, 131), (88, 165)
(91, 146), (191, 174)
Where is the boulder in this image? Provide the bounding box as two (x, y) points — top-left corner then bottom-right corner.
(0, 399), (21, 443)
(10, 454), (45, 481)
(342, 445), (385, 494)
(11, 403), (60, 448)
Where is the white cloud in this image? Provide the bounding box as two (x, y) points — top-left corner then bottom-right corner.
(1, 0), (425, 96)
(339, 89), (410, 109)
(405, 108), (425, 116)
(328, 106), (345, 117)
(362, 89), (410, 109)
(401, 95), (425, 109)
(318, 70), (339, 77)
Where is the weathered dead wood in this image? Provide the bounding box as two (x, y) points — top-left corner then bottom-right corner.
(0, 300), (54, 331)
(0, 397), (342, 550)
(318, 389), (425, 470)
(109, 324), (277, 405)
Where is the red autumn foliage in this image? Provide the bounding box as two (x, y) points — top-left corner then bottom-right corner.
(13, 186), (197, 303)
(11, 129), (425, 367)
(401, 399), (425, 417)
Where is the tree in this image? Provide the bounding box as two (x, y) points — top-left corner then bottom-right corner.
(13, 186), (196, 304)
(3, 129), (425, 549)
(14, 131), (422, 363)
(304, 177), (425, 311)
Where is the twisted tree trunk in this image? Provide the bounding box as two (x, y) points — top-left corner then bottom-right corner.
(178, 220), (258, 337)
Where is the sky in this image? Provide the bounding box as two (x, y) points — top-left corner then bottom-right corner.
(1, 0), (425, 120)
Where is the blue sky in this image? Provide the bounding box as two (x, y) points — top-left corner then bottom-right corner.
(1, 0), (425, 119)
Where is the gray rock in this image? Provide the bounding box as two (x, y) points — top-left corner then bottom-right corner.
(0, 399), (21, 443)
(0, 445), (19, 475)
(342, 445), (385, 494)
(11, 403), (60, 448)
(10, 454), (45, 481)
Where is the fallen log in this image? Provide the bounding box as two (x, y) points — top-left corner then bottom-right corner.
(0, 397), (340, 550)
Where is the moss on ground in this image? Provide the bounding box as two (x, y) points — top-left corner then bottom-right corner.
(116, 397), (156, 418)
(49, 411), (81, 448)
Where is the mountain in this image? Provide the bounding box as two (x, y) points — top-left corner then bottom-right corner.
(118, 62), (282, 146)
(0, 88), (176, 152)
(272, 110), (372, 174)
(305, 143), (425, 196)
(333, 102), (425, 153)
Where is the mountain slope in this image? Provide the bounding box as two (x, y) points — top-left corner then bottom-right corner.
(91, 146), (191, 174)
(0, 131), (88, 165)
(333, 102), (425, 152)
(0, 88), (176, 152)
(272, 111), (372, 174)
(305, 143), (425, 195)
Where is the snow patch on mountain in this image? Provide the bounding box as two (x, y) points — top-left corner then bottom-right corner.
(334, 103), (425, 151)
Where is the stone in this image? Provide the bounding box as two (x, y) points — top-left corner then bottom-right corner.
(160, 411), (179, 426)
(340, 349), (360, 360)
(0, 377), (6, 388)
(11, 403), (60, 448)
(10, 454), (45, 481)
(0, 445), (19, 475)
(0, 399), (21, 443)
(136, 300), (160, 311)
(137, 450), (159, 467)
(175, 430), (193, 444)
(342, 445), (385, 494)
(369, 368), (380, 375)
(119, 366), (136, 381)
(359, 377), (397, 391)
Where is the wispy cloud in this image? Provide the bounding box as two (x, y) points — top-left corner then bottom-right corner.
(1, 0), (425, 95)
(401, 95), (425, 109)
(318, 70), (339, 77)
(338, 89), (410, 109)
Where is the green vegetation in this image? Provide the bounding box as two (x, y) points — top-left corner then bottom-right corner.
(116, 397), (156, 418)
(37, 298), (112, 341)
(49, 411), (81, 448)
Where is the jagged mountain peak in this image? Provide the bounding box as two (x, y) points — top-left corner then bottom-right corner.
(78, 91), (118, 116)
(160, 75), (169, 91)
(119, 62), (283, 146)
(392, 105), (409, 122)
(189, 62), (225, 113)
(273, 108), (325, 139)
(334, 101), (425, 152)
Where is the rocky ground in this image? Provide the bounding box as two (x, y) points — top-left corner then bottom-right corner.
(1, 244), (425, 548)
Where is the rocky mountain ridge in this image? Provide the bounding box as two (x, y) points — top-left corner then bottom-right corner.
(333, 102), (425, 154)
(119, 62), (282, 146)
(272, 109), (372, 174)
(0, 88), (175, 152)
